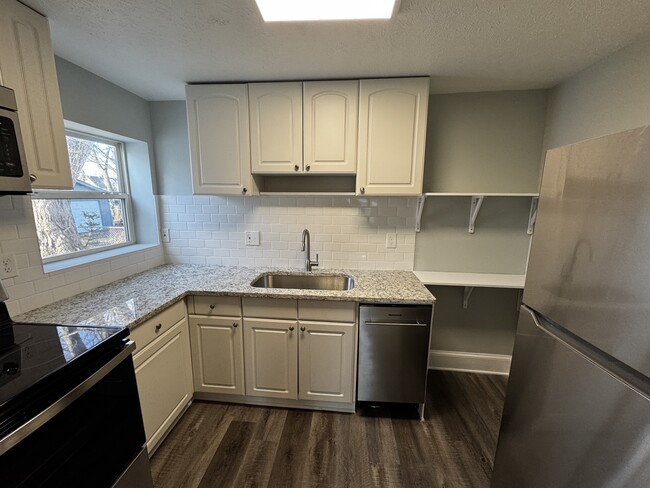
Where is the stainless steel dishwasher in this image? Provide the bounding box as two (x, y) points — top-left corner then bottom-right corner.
(357, 304), (433, 418)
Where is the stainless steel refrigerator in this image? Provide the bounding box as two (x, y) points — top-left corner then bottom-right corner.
(491, 126), (650, 487)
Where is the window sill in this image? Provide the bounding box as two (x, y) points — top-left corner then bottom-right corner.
(43, 243), (160, 273)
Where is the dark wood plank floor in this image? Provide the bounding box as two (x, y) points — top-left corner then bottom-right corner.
(151, 371), (508, 488)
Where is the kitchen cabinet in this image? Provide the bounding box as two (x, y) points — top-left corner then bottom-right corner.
(298, 320), (355, 403)
(249, 82), (302, 174)
(243, 317), (298, 399)
(186, 84), (253, 195)
(356, 77), (429, 196)
(0, 0), (72, 189)
(131, 301), (193, 454)
(188, 296), (244, 395)
(303, 80), (358, 174)
(249, 80), (359, 175)
(242, 297), (356, 405)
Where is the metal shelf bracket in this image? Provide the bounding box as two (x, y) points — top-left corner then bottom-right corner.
(469, 196), (484, 233)
(415, 195), (427, 232)
(527, 197), (539, 235)
(463, 286), (475, 309)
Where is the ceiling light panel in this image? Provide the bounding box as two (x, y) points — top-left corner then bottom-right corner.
(255, 0), (399, 22)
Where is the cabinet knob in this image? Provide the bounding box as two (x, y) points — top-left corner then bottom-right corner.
(242, 187), (247, 194)
(305, 165), (311, 172)
(289, 326), (295, 331)
(294, 165), (300, 172)
(360, 187), (365, 194)
(29, 174), (37, 183)
(155, 323), (162, 332)
(300, 326), (306, 332)
(209, 304), (215, 310)
(232, 322), (238, 328)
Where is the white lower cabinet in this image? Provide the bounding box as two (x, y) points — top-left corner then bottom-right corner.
(298, 321), (355, 403)
(132, 309), (193, 454)
(243, 318), (298, 399)
(189, 315), (245, 395)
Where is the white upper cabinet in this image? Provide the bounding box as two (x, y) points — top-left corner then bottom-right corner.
(357, 77), (430, 196)
(303, 81), (358, 174)
(0, 0), (72, 189)
(186, 84), (253, 195)
(249, 82), (302, 174)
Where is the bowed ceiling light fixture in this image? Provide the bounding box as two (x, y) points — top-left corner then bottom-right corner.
(255, 0), (400, 22)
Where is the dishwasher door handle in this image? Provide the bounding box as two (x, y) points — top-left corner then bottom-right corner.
(363, 321), (428, 327)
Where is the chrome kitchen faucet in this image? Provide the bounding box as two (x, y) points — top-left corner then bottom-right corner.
(301, 229), (319, 272)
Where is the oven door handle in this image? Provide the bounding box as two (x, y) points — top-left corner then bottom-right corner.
(0, 340), (136, 456)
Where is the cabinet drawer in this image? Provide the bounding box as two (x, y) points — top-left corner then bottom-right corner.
(131, 301), (186, 354)
(191, 295), (242, 316)
(242, 297), (298, 319)
(298, 300), (356, 323)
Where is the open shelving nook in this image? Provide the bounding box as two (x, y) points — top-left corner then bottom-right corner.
(415, 193), (539, 233)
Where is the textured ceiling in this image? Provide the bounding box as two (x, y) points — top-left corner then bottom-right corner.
(21, 0), (650, 101)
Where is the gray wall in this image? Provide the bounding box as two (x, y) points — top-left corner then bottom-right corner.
(55, 56), (159, 243)
(423, 90), (547, 193)
(543, 33), (650, 150)
(150, 101), (192, 195)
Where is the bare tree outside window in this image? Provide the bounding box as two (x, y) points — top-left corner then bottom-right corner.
(32, 132), (134, 262)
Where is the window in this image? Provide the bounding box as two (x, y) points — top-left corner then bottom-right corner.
(32, 131), (134, 262)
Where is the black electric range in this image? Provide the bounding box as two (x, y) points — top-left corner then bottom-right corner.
(0, 302), (129, 441)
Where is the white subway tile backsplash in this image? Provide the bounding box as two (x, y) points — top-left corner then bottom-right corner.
(159, 195), (417, 271)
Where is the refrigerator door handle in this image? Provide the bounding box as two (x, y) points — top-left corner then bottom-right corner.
(522, 305), (650, 401)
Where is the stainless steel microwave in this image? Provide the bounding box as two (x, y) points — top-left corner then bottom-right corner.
(0, 85), (31, 194)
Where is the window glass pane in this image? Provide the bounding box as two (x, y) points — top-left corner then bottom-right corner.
(33, 198), (129, 260)
(66, 134), (121, 192)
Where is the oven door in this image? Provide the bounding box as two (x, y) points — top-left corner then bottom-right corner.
(0, 341), (153, 487)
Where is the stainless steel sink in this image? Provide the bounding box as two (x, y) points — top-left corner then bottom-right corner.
(251, 273), (355, 291)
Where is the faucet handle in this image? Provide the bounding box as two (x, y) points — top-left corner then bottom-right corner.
(312, 254), (319, 269)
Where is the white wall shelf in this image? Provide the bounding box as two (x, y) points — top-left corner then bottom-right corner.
(415, 193), (540, 233)
(414, 271), (526, 289)
(414, 271), (526, 309)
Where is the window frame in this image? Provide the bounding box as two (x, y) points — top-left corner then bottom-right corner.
(32, 130), (136, 264)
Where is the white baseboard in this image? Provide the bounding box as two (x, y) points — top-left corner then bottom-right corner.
(428, 349), (511, 376)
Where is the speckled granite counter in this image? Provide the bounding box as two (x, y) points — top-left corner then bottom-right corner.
(16, 264), (434, 330)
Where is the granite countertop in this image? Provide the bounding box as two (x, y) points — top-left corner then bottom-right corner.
(16, 264), (434, 330)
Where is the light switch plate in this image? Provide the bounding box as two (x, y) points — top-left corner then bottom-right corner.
(246, 231), (260, 246)
(161, 228), (170, 243)
(385, 233), (397, 249)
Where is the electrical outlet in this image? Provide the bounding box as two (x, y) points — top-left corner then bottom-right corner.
(385, 233), (397, 249)
(161, 228), (170, 243)
(0, 254), (18, 279)
(245, 231), (260, 246)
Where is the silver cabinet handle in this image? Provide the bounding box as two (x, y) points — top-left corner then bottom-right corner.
(360, 187), (365, 194)
(209, 304), (215, 310)
(289, 326), (295, 331)
(305, 164), (311, 171)
(242, 187), (247, 194)
(29, 174), (37, 182)
(294, 165), (300, 172)
(155, 323), (162, 332)
(232, 322), (238, 328)
(300, 326), (306, 332)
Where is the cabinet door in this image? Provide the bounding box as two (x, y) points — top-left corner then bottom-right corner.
(298, 321), (355, 403)
(243, 318), (297, 399)
(189, 315), (244, 395)
(133, 317), (193, 453)
(0, 0), (72, 189)
(357, 78), (429, 195)
(249, 82), (302, 174)
(186, 84), (253, 195)
(303, 81), (358, 174)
